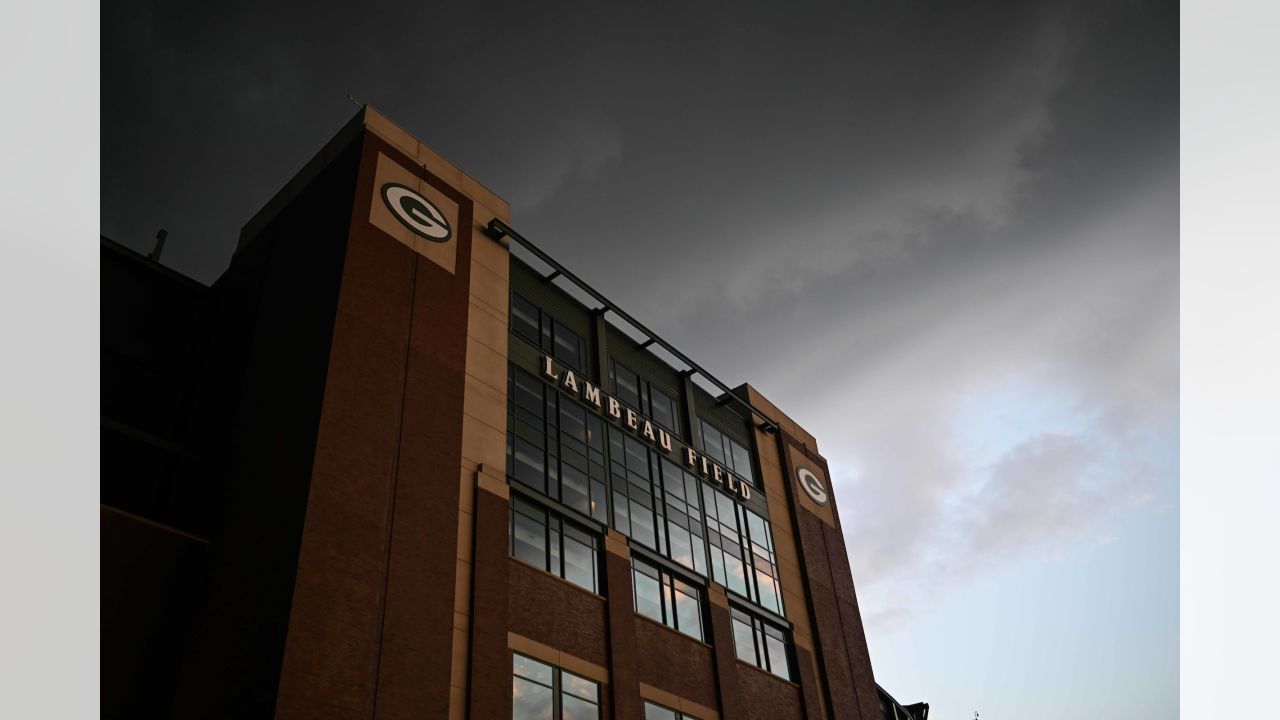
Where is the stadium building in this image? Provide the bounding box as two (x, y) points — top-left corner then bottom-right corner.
(101, 106), (927, 720)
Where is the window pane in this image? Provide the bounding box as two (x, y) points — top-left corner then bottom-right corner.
(513, 677), (553, 720)
(673, 583), (703, 641)
(732, 617), (757, 665)
(766, 633), (791, 680)
(645, 702), (678, 720)
(630, 503), (656, 548)
(649, 387), (676, 431)
(554, 322), (582, 371)
(560, 402), (587, 444)
(633, 565), (664, 623)
(561, 693), (598, 720)
(513, 369), (544, 416)
(700, 421), (725, 465)
(561, 671), (598, 702)
(512, 510), (547, 570)
(512, 295), (540, 344)
(667, 523), (694, 571)
(513, 654), (553, 684)
(729, 439), (754, 485)
(560, 463), (590, 516)
(614, 363), (640, 408)
(513, 437), (545, 492)
(562, 534), (596, 593)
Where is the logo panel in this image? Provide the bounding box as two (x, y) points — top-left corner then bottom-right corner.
(796, 467), (829, 506)
(368, 151), (459, 273)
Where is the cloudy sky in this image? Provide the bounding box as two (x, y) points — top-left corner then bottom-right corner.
(103, 1), (1178, 717)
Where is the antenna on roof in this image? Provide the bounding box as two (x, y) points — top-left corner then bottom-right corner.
(148, 228), (168, 263)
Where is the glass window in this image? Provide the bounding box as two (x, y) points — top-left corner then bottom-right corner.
(513, 655), (600, 720)
(700, 420), (726, 466)
(648, 385), (680, 434)
(730, 607), (792, 680)
(511, 294), (541, 345)
(729, 438), (755, 485)
(659, 460), (707, 575)
(632, 557), (705, 641)
(509, 498), (600, 594)
(644, 702), (684, 720)
(552, 320), (584, 372)
(613, 362), (641, 409)
(512, 436), (545, 493)
(632, 561), (664, 623)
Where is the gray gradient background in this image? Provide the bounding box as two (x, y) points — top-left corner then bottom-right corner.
(103, 1), (1179, 717)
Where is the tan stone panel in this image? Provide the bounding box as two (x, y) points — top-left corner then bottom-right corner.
(467, 296), (509, 357)
(458, 468), (476, 515)
(363, 108), (419, 160)
(639, 683), (684, 711)
(465, 337), (508, 398)
(476, 471), (510, 500)
(368, 151), (460, 274)
(508, 632), (560, 666)
(558, 652), (609, 685)
(469, 260), (510, 320)
(678, 698), (720, 720)
(454, 611), (470, 632)
(450, 626), (469, 687)
(604, 529), (631, 558)
(706, 582), (729, 609)
(463, 374), (507, 434)
(454, 558), (472, 614)
(470, 219), (511, 281)
(460, 414), (505, 470)
(456, 512), (474, 562)
(448, 685), (466, 720)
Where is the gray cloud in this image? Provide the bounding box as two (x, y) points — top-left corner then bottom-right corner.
(103, 0), (1177, 652)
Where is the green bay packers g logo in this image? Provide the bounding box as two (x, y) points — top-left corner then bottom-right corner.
(381, 183), (452, 242)
(797, 467), (828, 506)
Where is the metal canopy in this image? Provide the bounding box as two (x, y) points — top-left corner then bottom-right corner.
(485, 218), (779, 434)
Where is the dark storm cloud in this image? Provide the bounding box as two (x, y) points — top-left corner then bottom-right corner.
(103, 0), (1177, 639)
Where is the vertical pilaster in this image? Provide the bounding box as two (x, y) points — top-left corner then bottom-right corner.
(468, 468), (512, 719)
(603, 530), (642, 720)
(705, 583), (744, 720)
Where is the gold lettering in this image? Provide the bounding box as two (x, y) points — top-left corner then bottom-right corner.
(541, 355), (559, 381)
(583, 383), (602, 408)
(727, 475), (737, 493)
(740, 483), (751, 501)
(685, 447), (698, 467)
(641, 420), (656, 442)
(658, 429), (673, 452)
(562, 370), (579, 393)
(713, 464), (725, 485)
(608, 396), (622, 419)
(625, 408), (638, 430)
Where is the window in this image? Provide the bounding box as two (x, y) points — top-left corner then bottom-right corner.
(644, 701), (696, 720)
(730, 608), (792, 681)
(699, 419), (755, 486)
(513, 654), (600, 720)
(657, 458), (708, 576)
(632, 557), (704, 641)
(609, 427), (661, 551)
(510, 293), (588, 373)
(700, 485), (784, 612)
(610, 360), (681, 435)
(508, 365), (609, 525)
(509, 497), (601, 594)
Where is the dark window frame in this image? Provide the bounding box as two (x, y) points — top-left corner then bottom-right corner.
(513, 653), (601, 720)
(609, 358), (682, 436)
(730, 606), (793, 681)
(509, 495), (602, 595)
(631, 556), (706, 642)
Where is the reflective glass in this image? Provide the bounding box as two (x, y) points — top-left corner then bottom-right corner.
(561, 694), (598, 720)
(562, 534), (596, 592)
(644, 702), (678, 720)
(512, 510), (546, 570)
(732, 616), (757, 664)
(673, 583), (703, 641)
(513, 677), (553, 720)
(633, 566), (663, 623)
(561, 671), (598, 702)
(766, 633), (791, 680)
